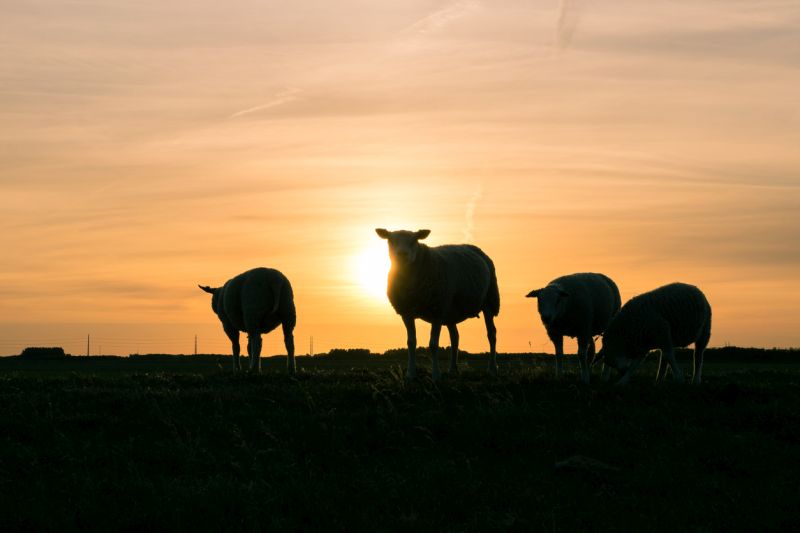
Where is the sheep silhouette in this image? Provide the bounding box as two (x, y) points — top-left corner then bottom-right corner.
(199, 267), (296, 373)
(376, 228), (500, 381)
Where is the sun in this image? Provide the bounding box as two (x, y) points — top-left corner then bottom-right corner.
(354, 241), (391, 300)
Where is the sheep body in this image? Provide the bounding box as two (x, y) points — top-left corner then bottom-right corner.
(376, 229), (500, 380)
(526, 273), (620, 383)
(387, 244), (500, 323)
(199, 267), (296, 373)
(597, 282), (711, 384)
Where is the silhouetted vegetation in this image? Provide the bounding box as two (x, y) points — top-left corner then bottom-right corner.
(0, 350), (798, 530)
(19, 346), (66, 359)
(325, 347), (373, 359)
(381, 346), (460, 358)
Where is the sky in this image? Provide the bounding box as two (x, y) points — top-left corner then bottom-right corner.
(1, 0), (799, 356)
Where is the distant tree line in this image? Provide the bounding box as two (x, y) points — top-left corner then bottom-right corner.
(20, 347), (66, 359)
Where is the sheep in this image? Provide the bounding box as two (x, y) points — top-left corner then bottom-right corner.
(595, 282), (711, 385)
(198, 267), (296, 373)
(526, 273), (621, 384)
(375, 228), (500, 381)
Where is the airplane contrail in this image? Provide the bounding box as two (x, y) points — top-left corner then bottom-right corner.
(464, 182), (484, 243)
(229, 88), (302, 119)
(555, 0), (586, 51)
(402, 0), (480, 37)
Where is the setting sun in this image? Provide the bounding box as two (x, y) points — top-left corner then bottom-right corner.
(354, 241), (392, 301)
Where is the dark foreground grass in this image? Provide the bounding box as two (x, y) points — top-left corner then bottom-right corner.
(1, 357), (799, 532)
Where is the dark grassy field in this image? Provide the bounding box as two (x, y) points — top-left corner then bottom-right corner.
(1, 351), (799, 531)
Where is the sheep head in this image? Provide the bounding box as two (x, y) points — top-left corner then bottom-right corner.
(375, 228), (430, 267)
(594, 339), (632, 373)
(198, 284), (222, 315)
(525, 284), (569, 328)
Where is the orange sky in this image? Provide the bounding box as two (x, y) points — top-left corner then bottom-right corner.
(1, 0), (799, 355)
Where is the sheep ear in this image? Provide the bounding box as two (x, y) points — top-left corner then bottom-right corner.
(375, 228), (391, 239)
(558, 289), (570, 298)
(526, 289), (541, 298)
(415, 229), (431, 240)
(198, 285), (217, 294)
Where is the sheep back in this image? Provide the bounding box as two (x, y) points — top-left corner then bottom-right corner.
(216, 267), (296, 334)
(387, 243), (499, 324)
(545, 273), (621, 339)
(603, 282), (711, 358)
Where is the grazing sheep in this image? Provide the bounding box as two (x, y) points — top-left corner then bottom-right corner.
(375, 228), (500, 381)
(526, 273), (621, 384)
(595, 282), (711, 385)
(198, 267), (296, 373)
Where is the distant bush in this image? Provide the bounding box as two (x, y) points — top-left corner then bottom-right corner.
(325, 348), (374, 359)
(20, 347), (67, 359)
(381, 347), (469, 357)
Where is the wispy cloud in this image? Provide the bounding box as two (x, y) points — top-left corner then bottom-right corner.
(463, 181), (483, 243)
(401, 0), (480, 37)
(229, 88), (302, 119)
(555, 0), (586, 51)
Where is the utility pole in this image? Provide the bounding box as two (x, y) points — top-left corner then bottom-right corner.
(194, 335), (198, 356)
(86, 334), (90, 357)
(310, 336), (314, 357)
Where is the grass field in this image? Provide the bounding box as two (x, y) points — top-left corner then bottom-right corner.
(1, 351), (798, 531)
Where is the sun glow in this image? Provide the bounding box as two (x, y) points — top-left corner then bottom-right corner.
(354, 241), (392, 300)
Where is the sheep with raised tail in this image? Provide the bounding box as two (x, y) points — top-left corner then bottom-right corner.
(526, 272), (621, 384)
(199, 267), (296, 373)
(595, 282), (711, 385)
(375, 228), (500, 381)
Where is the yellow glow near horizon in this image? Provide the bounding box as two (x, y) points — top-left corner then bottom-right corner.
(354, 241), (392, 301)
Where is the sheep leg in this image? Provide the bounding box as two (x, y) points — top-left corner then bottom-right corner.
(693, 322), (710, 385)
(403, 315), (417, 379)
(283, 321), (296, 375)
(594, 342), (612, 381)
(247, 333), (262, 373)
(551, 334), (564, 379)
(224, 324), (241, 372)
(446, 324), (459, 374)
(663, 346), (684, 383)
(692, 346), (705, 385)
(577, 336), (591, 384)
(655, 350), (668, 383)
(429, 323), (442, 382)
(484, 314), (498, 376)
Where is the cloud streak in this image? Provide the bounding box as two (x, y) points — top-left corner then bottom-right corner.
(555, 0), (586, 51)
(401, 0), (480, 36)
(229, 88), (303, 119)
(463, 182), (483, 243)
